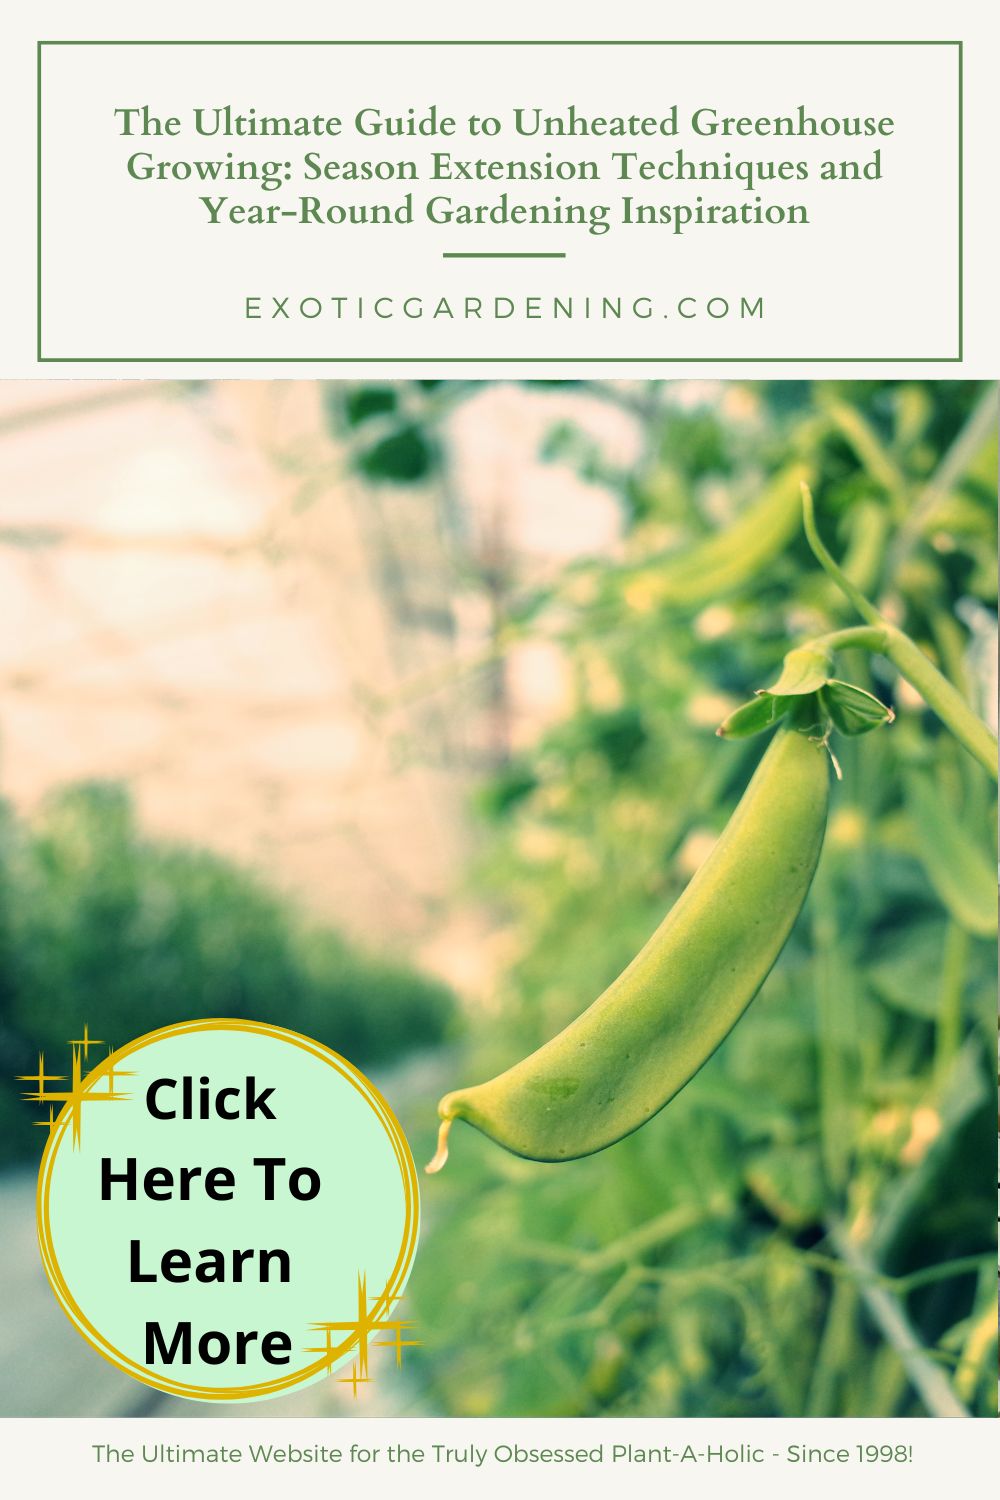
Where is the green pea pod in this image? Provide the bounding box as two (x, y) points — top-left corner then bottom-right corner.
(623, 464), (811, 610)
(904, 770), (997, 937)
(428, 727), (830, 1169)
(839, 500), (890, 599)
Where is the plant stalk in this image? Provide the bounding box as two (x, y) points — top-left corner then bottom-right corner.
(800, 486), (998, 780)
(935, 920), (969, 1082)
(879, 624), (998, 778)
(827, 1223), (970, 1419)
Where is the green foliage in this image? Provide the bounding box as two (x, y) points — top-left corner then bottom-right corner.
(903, 770), (997, 936)
(323, 382), (439, 484)
(344, 385), (398, 426)
(405, 380), (998, 1418)
(356, 423), (437, 485)
(0, 783), (454, 1166)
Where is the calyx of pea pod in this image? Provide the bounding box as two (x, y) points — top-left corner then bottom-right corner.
(716, 645), (894, 743)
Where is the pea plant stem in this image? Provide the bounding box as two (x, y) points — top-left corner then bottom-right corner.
(822, 398), (910, 520)
(805, 1278), (858, 1418)
(827, 1222), (971, 1419)
(935, 921), (969, 1083)
(808, 625), (887, 655)
(800, 488), (998, 781)
(812, 862), (854, 1196)
(511, 1197), (728, 1275)
(888, 383), (999, 574)
(879, 624), (998, 779)
(954, 1268), (998, 1404)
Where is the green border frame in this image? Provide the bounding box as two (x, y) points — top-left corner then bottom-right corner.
(36, 39), (964, 365)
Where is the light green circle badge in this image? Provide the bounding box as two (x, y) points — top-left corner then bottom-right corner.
(35, 1020), (419, 1401)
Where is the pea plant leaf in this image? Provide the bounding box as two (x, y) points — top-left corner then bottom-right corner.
(763, 645), (834, 697)
(820, 680), (894, 736)
(716, 694), (791, 740)
(904, 770), (998, 936)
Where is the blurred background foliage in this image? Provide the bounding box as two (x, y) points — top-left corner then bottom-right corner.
(0, 378), (995, 1418)
(0, 781), (454, 1164)
(323, 377), (996, 1420)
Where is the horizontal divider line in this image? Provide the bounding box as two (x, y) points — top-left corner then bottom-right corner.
(38, 356), (962, 364)
(40, 40), (962, 47)
(441, 252), (566, 259)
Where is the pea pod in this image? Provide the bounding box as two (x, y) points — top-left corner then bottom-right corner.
(838, 500), (890, 599)
(622, 464), (811, 611)
(428, 727), (830, 1169)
